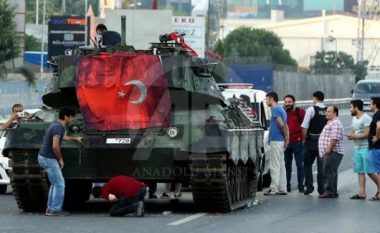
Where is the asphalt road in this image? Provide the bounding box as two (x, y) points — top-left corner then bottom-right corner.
(1, 109), (379, 233)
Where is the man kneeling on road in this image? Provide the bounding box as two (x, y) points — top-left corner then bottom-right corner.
(93, 175), (146, 217)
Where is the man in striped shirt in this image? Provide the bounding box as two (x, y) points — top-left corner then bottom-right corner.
(318, 106), (344, 198)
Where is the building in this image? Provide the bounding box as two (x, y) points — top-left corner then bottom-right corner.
(225, 0), (362, 19)
(220, 13), (380, 68)
(7, 0), (25, 69)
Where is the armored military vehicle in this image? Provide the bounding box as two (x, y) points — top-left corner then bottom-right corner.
(3, 17), (264, 212)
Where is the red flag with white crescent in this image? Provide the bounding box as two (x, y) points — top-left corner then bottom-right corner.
(76, 52), (171, 130)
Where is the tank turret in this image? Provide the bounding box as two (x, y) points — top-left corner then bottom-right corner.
(4, 16), (264, 212)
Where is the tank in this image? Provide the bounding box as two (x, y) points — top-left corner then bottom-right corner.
(3, 17), (265, 212)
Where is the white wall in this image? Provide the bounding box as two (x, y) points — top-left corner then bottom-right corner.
(104, 9), (172, 50)
(220, 15), (380, 68)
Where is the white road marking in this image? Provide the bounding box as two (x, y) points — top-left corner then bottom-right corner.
(167, 213), (206, 226)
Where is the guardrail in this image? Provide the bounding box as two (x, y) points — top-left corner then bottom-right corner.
(279, 98), (353, 109)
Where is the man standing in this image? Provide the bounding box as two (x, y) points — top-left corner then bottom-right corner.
(301, 91), (327, 195)
(368, 97), (380, 200)
(38, 107), (82, 216)
(318, 106), (344, 198)
(94, 175), (146, 217)
(284, 95), (305, 193)
(347, 100), (377, 200)
(264, 92), (288, 196)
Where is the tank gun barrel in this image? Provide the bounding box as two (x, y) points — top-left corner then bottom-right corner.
(121, 16), (126, 46)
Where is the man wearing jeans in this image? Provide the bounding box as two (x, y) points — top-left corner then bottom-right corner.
(96, 175), (146, 217)
(284, 95), (305, 193)
(318, 106), (344, 198)
(38, 107), (82, 216)
(264, 92), (289, 196)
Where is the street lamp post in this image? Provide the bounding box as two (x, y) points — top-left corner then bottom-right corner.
(36, 0), (39, 24)
(40, 0), (47, 79)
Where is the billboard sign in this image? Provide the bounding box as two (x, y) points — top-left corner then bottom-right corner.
(48, 16), (85, 60)
(172, 16), (206, 58)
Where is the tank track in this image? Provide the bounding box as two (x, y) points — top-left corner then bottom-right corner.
(190, 153), (257, 212)
(9, 150), (48, 212)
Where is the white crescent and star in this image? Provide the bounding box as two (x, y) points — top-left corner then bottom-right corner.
(117, 80), (147, 105)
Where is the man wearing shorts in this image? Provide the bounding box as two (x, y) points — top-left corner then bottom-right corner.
(347, 100), (377, 199)
(368, 97), (380, 200)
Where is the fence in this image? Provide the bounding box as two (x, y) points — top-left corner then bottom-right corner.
(274, 71), (355, 101)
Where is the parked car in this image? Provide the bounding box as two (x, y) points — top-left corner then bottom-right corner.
(352, 80), (380, 111)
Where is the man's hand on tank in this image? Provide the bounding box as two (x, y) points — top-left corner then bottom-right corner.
(74, 137), (83, 145)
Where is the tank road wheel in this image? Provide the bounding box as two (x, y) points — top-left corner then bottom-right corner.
(0, 185), (7, 194)
(9, 150), (48, 212)
(63, 180), (92, 210)
(190, 153), (257, 212)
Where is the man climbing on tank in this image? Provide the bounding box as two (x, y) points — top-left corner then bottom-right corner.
(93, 175), (146, 217)
(38, 107), (82, 216)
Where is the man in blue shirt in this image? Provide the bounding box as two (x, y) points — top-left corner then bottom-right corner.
(38, 107), (82, 216)
(264, 92), (289, 196)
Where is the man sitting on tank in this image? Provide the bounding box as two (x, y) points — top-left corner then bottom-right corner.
(95, 23), (121, 46)
(239, 95), (257, 120)
(93, 175), (146, 217)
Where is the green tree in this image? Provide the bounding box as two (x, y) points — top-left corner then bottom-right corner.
(25, 35), (43, 51)
(212, 26), (297, 66)
(26, 0), (100, 24)
(0, 0), (19, 69)
(311, 51), (368, 81)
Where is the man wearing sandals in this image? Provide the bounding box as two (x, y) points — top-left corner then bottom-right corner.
(367, 97), (380, 200)
(318, 106), (344, 198)
(347, 100), (377, 200)
(264, 92), (289, 196)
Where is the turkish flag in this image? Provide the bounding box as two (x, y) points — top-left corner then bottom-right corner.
(76, 52), (171, 130)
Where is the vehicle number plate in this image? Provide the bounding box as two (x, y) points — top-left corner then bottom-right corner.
(106, 138), (131, 144)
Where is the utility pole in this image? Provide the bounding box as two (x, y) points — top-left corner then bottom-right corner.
(85, 0), (88, 45)
(356, 0), (364, 62)
(62, 0), (66, 14)
(36, 0), (39, 24)
(40, 0), (47, 80)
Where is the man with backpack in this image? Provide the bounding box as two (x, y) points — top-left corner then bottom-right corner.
(284, 95), (305, 193)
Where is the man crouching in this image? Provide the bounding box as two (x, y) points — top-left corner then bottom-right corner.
(94, 175), (146, 217)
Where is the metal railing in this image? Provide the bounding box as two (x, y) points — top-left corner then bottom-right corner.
(279, 98), (352, 109)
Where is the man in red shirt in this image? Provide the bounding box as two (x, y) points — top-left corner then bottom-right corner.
(284, 95), (305, 193)
(95, 175), (146, 217)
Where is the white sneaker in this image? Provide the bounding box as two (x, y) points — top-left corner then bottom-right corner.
(135, 201), (144, 217)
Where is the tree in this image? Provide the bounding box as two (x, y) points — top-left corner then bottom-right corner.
(311, 51), (368, 81)
(212, 26), (297, 67)
(0, 0), (19, 69)
(25, 35), (43, 51)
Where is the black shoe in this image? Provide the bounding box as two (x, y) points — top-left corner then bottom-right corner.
(45, 210), (69, 216)
(148, 193), (157, 199)
(318, 193), (338, 199)
(298, 185), (305, 193)
(160, 192), (170, 199)
(287, 185), (291, 192)
(304, 187), (314, 195)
